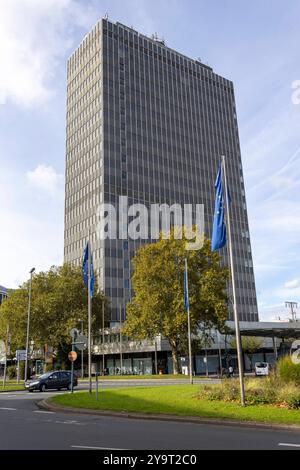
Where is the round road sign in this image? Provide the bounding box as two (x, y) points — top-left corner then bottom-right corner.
(68, 351), (78, 362)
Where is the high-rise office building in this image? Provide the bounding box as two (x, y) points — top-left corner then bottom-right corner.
(64, 18), (258, 323)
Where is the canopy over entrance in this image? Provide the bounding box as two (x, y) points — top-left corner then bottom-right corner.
(226, 321), (300, 339)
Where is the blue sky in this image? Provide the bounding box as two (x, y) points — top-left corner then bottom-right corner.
(0, 0), (299, 321)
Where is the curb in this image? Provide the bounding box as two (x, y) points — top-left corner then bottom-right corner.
(37, 398), (300, 433)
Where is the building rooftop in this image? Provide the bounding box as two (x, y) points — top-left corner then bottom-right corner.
(226, 321), (300, 339)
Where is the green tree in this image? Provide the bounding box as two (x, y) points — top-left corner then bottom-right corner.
(230, 336), (264, 371)
(0, 265), (108, 365)
(123, 231), (229, 374)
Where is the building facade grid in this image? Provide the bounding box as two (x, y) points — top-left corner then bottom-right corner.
(64, 18), (258, 323)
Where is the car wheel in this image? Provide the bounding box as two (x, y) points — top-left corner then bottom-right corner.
(40, 384), (46, 392)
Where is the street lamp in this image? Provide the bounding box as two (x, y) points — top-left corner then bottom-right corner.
(78, 319), (84, 378)
(24, 268), (35, 382)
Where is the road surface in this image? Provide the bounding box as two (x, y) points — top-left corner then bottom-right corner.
(0, 381), (299, 450)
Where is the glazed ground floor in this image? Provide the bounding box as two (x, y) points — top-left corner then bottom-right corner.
(87, 347), (282, 377)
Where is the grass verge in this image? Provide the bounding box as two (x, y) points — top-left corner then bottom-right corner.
(0, 384), (25, 392)
(51, 385), (300, 426)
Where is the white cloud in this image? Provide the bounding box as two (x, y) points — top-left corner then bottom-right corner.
(0, 165), (64, 288)
(284, 279), (300, 290)
(0, 0), (95, 107)
(26, 165), (63, 194)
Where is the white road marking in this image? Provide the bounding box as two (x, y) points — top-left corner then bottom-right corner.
(33, 411), (55, 414)
(55, 420), (79, 425)
(279, 443), (300, 448)
(0, 407), (17, 411)
(71, 445), (129, 450)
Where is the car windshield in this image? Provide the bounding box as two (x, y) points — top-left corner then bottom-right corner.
(256, 363), (267, 368)
(37, 373), (52, 380)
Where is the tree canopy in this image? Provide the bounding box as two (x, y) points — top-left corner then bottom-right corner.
(123, 231), (229, 373)
(0, 264), (107, 362)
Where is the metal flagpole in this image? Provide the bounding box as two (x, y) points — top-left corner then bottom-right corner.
(221, 155), (245, 406)
(154, 338), (158, 375)
(102, 299), (105, 375)
(217, 330), (223, 378)
(119, 305), (123, 375)
(185, 259), (193, 385)
(88, 240), (92, 394)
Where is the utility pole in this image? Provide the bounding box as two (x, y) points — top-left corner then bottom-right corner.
(285, 302), (298, 322)
(25, 267), (35, 383)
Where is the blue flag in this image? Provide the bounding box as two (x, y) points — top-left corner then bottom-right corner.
(184, 259), (189, 312)
(212, 165), (228, 251)
(82, 241), (95, 297)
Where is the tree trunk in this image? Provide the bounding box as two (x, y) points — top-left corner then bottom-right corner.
(171, 344), (180, 375)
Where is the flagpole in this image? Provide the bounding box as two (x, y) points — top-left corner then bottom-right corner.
(88, 239), (92, 395)
(185, 259), (193, 385)
(119, 305), (123, 376)
(102, 298), (105, 375)
(221, 155), (245, 406)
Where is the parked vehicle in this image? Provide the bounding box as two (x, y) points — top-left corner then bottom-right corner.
(25, 371), (77, 392)
(255, 362), (269, 377)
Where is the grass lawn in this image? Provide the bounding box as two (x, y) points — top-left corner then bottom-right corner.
(0, 384), (25, 392)
(52, 385), (300, 426)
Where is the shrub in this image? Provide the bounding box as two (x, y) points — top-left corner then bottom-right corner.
(277, 356), (300, 385)
(198, 374), (299, 409)
(286, 395), (300, 410)
(276, 383), (300, 409)
(7, 365), (17, 380)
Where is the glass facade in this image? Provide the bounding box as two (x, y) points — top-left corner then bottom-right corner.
(64, 19), (259, 323)
(0, 286), (8, 305)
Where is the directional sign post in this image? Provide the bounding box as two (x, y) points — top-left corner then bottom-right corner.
(16, 350), (27, 361)
(74, 335), (88, 352)
(69, 328), (80, 394)
(68, 350), (77, 394)
(16, 350), (27, 384)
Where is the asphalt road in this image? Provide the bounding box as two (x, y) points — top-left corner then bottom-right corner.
(0, 382), (300, 450)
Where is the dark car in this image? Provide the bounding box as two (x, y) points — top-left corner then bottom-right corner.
(25, 371), (78, 392)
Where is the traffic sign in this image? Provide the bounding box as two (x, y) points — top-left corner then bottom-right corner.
(74, 334), (88, 351)
(0, 340), (5, 364)
(16, 350), (27, 361)
(68, 351), (77, 362)
(70, 328), (79, 339)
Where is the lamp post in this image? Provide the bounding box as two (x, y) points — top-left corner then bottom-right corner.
(25, 267), (35, 383)
(78, 319), (84, 378)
